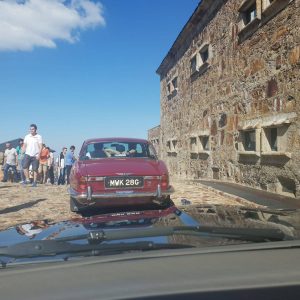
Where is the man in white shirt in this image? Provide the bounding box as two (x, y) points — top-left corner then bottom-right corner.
(22, 124), (42, 187)
(2, 142), (18, 182)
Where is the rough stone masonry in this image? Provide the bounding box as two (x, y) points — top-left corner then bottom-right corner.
(149, 0), (300, 199)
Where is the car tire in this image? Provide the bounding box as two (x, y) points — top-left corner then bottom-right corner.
(155, 196), (172, 208)
(70, 197), (83, 213)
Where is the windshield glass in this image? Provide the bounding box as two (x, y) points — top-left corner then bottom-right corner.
(1, 4), (300, 298)
(80, 141), (157, 160)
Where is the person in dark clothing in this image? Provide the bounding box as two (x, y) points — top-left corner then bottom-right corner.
(57, 147), (67, 185)
(47, 147), (55, 185)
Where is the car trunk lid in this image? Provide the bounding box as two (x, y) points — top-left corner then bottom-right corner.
(81, 158), (162, 177)
(78, 158), (164, 194)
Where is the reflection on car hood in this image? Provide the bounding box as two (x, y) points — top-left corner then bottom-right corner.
(0, 204), (300, 264)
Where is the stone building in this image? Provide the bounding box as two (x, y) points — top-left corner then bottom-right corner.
(149, 0), (300, 199)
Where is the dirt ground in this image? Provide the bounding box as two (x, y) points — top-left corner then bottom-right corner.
(0, 180), (260, 231)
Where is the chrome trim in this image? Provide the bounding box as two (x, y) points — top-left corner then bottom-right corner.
(144, 176), (160, 180)
(87, 176), (104, 182)
(116, 173), (133, 176)
(87, 186), (92, 201)
(157, 184), (162, 198)
(69, 186), (174, 201)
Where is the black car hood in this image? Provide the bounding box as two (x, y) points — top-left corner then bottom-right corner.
(1, 204), (300, 265)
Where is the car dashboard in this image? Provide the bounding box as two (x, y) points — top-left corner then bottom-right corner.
(1, 240), (300, 300)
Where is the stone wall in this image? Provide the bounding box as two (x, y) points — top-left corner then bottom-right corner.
(148, 125), (161, 158)
(156, 0), (300, 198)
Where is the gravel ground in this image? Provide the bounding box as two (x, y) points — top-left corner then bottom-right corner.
(0, 180), (260, 231)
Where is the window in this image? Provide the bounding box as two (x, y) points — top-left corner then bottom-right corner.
(151, 138), (159, 145)
(190, 44), (211, 76)
(259, 113), (295, 157)
(148, 144), (157, 158)
(166, 141), (171, 151)
(238, 0), (260, 43)
(190, 137), (197, 152)
(262, 0), (276, 10)
(167, 76), (178, 99)
(172, 140), (177, 150)
(81, 141), (151, 160)
(261, 0), (292, 24)
(167, 83), (171, 94)
(244, 3), (257, 25)
(244, 130), (256, 151)
(189, 135), (210, 156)
(264, 127), (279, 152)
(238, 129), (260, 155)
(167, 139), (177, 156)
(261, 124), (291, 156)
(190, 55), (197, 74)
(239, 0), (292, 43)
(199, 136), (210, 151)
(269, 128), (278, 151)
(239, 0), (258, 26)
(265, 0), (275, 6)
(172, 77), (178, 90)
(200, 46), (209, 63)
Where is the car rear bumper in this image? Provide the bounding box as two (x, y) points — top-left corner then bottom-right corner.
(69, 185), (174, 203)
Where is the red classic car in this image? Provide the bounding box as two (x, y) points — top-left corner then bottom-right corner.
(69, 138), (174, 212)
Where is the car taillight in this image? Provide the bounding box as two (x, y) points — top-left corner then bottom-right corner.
(78, 176), (87, 190)
(161, 174), (169, 189)
(87, 176), (104, 182)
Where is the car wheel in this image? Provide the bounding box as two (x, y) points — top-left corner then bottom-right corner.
(155, 196), (172, 208)
(70, 197), (83, 213)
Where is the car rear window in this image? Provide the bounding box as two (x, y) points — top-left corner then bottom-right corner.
(80, 141), (157, 160)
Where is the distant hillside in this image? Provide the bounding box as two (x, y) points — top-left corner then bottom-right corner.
(0, 138), (22, 152)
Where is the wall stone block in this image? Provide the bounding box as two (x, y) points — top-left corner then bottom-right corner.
(266, 78), (278, 98)
(289, 46), (300, 65)
(250, 59), (265, 75)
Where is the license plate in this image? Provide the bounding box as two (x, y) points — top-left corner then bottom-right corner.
(105, 177), (144, 188)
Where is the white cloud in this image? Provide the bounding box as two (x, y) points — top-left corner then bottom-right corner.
(0, 0), (105, 51)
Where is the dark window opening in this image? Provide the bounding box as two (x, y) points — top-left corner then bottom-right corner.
(190, 137), (197, 152)
(172, 140), (177, 149)
(200, 48), (209, 63)
(172, 77), (178, 90)
(270, 128), (278, 151)
(200, 136), (209, 151)
(244, 4), (257, 25)
(244, 130), (256, 151)
(190, 137), (197, 145)
(167, 141), (171, 151)
(191, 56), (197, 74)
(167, 83), (171, 94)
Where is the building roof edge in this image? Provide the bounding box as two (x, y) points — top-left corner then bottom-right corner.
(156, 0), (224, 77)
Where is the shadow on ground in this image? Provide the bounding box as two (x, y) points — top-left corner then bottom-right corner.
(0, 185), (14, 189)
(0, 198), (47, 215)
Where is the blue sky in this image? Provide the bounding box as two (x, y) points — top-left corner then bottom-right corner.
(0, 0), (199, 153)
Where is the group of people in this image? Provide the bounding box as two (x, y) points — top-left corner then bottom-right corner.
(1, 124), (76, 187)
(57, 145), (76, 185)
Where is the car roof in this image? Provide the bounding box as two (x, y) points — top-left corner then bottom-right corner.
(83, 137), (149, 144)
